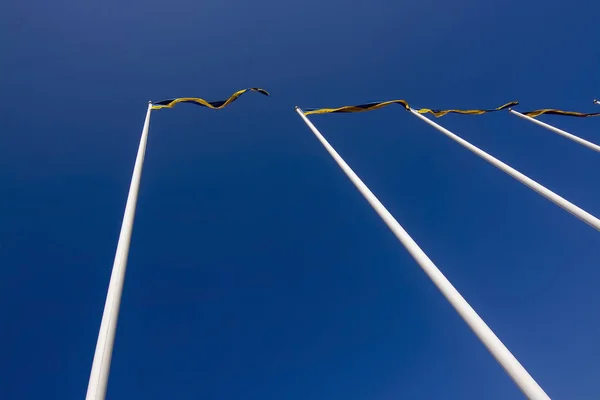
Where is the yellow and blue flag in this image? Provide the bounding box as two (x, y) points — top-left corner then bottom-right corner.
(521, 108), (600, 118)
(303, 99), (518, 117)
(151, 88), (269, 110)
(415, 101), (518, 117)
(303, 100), (410, 115)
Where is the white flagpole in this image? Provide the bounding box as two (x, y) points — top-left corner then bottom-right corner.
(86, 102), (153, 400)
(295, 107), (550, 400)
(509, 109), (600, 153)
(410, 109), (600, 232)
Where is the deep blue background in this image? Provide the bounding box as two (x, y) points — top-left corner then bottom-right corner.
(1, 0), (599, 399)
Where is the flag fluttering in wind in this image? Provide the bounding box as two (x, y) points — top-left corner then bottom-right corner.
(151, 87), (270, 110)
(303, 99), (410, 115)
(521, 108), (600, 118)
(302, 99), (518, 117)
(295, 105), (552, 400)
(415, 101), (518, 117)
(510, 109), (600, 153)
(86, 86), (270, 400)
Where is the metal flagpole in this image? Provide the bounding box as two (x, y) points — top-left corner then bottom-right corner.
(410, 109), (600, 232)
(86, 102), (153, 400)
(509, 109), (600, 153)
(295, 106), (550, 400)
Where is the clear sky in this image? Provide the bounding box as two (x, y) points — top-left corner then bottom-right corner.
(1, 0), (599, 399)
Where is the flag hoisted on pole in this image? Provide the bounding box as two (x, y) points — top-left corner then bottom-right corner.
(150, 87), (269, 110)
(518, 108), (600, 118)
(303, 99), (517, 116)
(86, 88), (269, 400)
(295, 106), (551, 400)
(86, 102), (153, 400)
(409, 109), (600, 232)
(509, 109), (600, 153)
(303, 97), (600, 231)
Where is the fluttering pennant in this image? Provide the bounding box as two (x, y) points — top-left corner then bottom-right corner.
(303, 100), (410, 115)
(415, 101), (518, 117)
(520, 108), (600, 118)
(151, 88), (269, 110)
(302, 99), (518, 117)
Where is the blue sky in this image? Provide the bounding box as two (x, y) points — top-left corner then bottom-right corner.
(1, 0), (599, 399)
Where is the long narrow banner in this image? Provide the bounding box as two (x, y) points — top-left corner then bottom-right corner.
(303, 99), (518, 117)
(416, 101), (517, 117)
(510, 109), (600, 153)
(151, 87), (270, 110)
(520, 108), (600, 118)
(303, 99), (410, 115)
(411, 108), (600, 233)
(296, 107), (551, 400)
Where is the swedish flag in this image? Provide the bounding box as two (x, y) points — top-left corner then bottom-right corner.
(302, 99), (518, 117)
(521, 108), (600, 118)
(151, 88), (269, 110)
(415, 101), (518, 117)
(303, 100), (410, 115)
